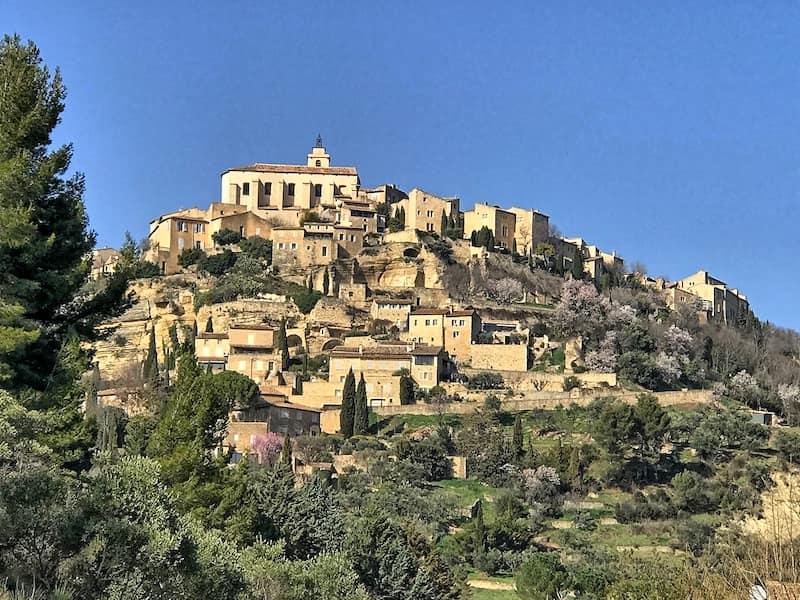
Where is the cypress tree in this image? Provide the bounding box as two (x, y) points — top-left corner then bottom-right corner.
(571, 249), (584, 280)
(276, 318), (289, 371)
(567, 445), (582, 487)
(440, 210), (448, 234)
(322, 267), (330, 295)
(399, 374), (414, 405)
(354, 373), (369, 435)
(281, 434), (293, 467)
(205, 316), (214, 333)
(143, 327), (159, 382)
(473, 501), (485, 554)
(512, 414), (524, 458)
(340, 368), (356, 437)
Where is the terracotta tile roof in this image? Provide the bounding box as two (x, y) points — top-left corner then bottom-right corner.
(331, 343), (442, 359)
(230, 324), (274, 331)
(449, 309), (477, 317)
(411, 308), (448, 315)
(224, 163), (358, 176)
(196, 333), (229, 340)
(266, 399), (321, 413)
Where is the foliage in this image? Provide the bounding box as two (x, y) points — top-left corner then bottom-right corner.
(774, 429), (800, 464)
(354, 373), (369, 435)
(471, 226), (495, 251)
(516, 553), (568, 600)
(238, 235), (273, 263)
(395, 437), (452, 481)
(340, 368), (356, 437)
(178, 246), (206, 267)
(211, 228), (242, 246)
(486, 277), (524, 303)
(689, 409), (768, 463)
(562, 375), (581, 391)
(198, 249), (238, 276)
(467, 372), (505, 390)
(400, 373), (415, 405)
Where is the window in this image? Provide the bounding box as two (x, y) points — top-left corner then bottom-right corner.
(460, 319), (465, 326)
(339, 376), (345, 383)
(315, 159), (321, 167)
(242, 182), (250, 195)
(280, 409), (290, 419)
(176, 221), (187, 232)
(433, 319), (438, 325)
(423, 372), (429, 380)
(178, 238), (185, 249)
(278, 242), (285, 250)
(290, 243), (297, 250)
(239, 225), (245, 236)
(415, 355), (434, 366)
(314, 184), (322, 197)
(349, 235), (356, 242)
(288, 183), (295, 196)
(426, 210), (433, 217)
(195, 241), (202, 250)
(425, 319), (430, 326)
(321, 246), (328, 257)
(264, 182), (271, 195)
(453, 331), (460, 338)
(339, 233), (344, 241)
(194, 222), (204, 233)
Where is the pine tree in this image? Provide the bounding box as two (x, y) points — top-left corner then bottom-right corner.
(281, 434), (293, 467)
(512, 414), (524, 458)
(354, 373), (369, 435)
(143, 327), (159, 382)
(340, 368), (356, 437)
(205, 316), (214, 333)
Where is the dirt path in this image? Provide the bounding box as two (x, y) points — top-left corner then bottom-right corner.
(467, 579), (515, 591)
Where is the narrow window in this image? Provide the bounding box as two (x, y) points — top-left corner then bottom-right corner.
(195, 241), (202, 249)
(264, 182), (272, 195)
(322, 246), (328, 257)
(288, 183), (295, 196)
(290, 242), (297, 250)
(314, 183), (322, 197)
(242, 182), (250, 195)
(315, 159), (321, 167)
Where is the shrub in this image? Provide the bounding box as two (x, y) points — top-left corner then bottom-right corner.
(774, 429), (800, 464)
(198, 249), (238, 275)
(178, 247), (206, 268)
(239, 236), (272, 263)
(467, 372), (505, 390)
(291, 288), (322, 313)
(484, 394), (502, 411)
(563, 376), (581, 391)
(211, 228), (242, 246)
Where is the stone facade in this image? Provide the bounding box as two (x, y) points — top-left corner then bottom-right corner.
(508, 207), (549, 256)
(463, 203), (517, 250)
(397, 188), (460, 234)
(468, 344), (528, 371)
(407, 308), (480, 363)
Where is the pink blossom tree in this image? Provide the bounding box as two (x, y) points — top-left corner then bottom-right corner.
(251, 432), (284, 465)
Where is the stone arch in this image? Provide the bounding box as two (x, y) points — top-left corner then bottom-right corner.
(321, 338), (343, 352)
(403, 247), (420, 259)
(286, 334), (304, 348)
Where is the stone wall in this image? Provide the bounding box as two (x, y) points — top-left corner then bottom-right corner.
(457, 369), (617, 393)
(468, 344), (528, 371)
(373, 389), (713, 416)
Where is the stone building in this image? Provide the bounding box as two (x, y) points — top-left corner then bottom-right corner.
(463, 203), (517, 250)
(271, 223), (364, 270)
(676, 270), (749, 325)
(370, 297), (415, 330)
(225, 400), (321, 454)
(220, 139), (361, 227)
(146, 203), (271, 274)
(407, 307), (481, 363)
(90, 248), (121, 280)
(508, 207), (550, 256)
(396, 188), (460, 234)
(226, 324), (283, 385)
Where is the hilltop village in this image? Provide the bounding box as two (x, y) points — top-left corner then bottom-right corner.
(90, 139), (755, 454)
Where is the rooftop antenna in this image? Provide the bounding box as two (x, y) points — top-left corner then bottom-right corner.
(315, 133), (323, 148)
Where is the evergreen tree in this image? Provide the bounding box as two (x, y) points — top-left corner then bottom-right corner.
(440, 211), (447, 234)
(340, 368), (356, 437)
(205, 316), (214, 333)
(399, 374), (414, 405)
(512, 414), (524, 458)
(567, 444), (582, 487)
(143, 327), (159, 382)
(473, 500), (485, 555)
(322, 267), (330, 295)
(276, 318), (289, 371)
(354, 373), (369, 435)
(571, 248), (584, 280)
(281, 434), (293, 467)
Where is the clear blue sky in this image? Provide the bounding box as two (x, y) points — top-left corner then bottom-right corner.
(6, 2), (800, 328)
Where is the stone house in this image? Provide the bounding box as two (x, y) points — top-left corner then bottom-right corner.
(90, 248), (121, 280)
(676, 270), (749, 325)
(271, 223), (364, 270)
(195, 332), (230, 372)
(370, 297), (415, 330)
(463, 203), (517, 250)
(146, 202), (271, 275)
(508, 207), (550, 256)
(408, 307), (481, 363)
(396, 188), (460, 234)
(225, 399), (321, 454)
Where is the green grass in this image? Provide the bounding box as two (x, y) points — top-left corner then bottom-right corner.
(432, 479), (506, 522)
(380, 413), (464, 432)
(470, 588), (519, 600)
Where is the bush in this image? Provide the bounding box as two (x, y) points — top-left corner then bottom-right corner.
(198, 249), (238, 275)
(774, 429), (800, 464)
(291, 288), (322, 313)
(563, 376), (581, 391)
(178, 247), (206, 268)
(211, 228), (242, 246)
(484, 394), (502, 411)
(239, 236), (272, 263)
(516, 553), (568, 600)
(467, 372), (505, 390)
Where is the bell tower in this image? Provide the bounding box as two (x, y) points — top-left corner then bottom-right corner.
(307, 134), (330, 168)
